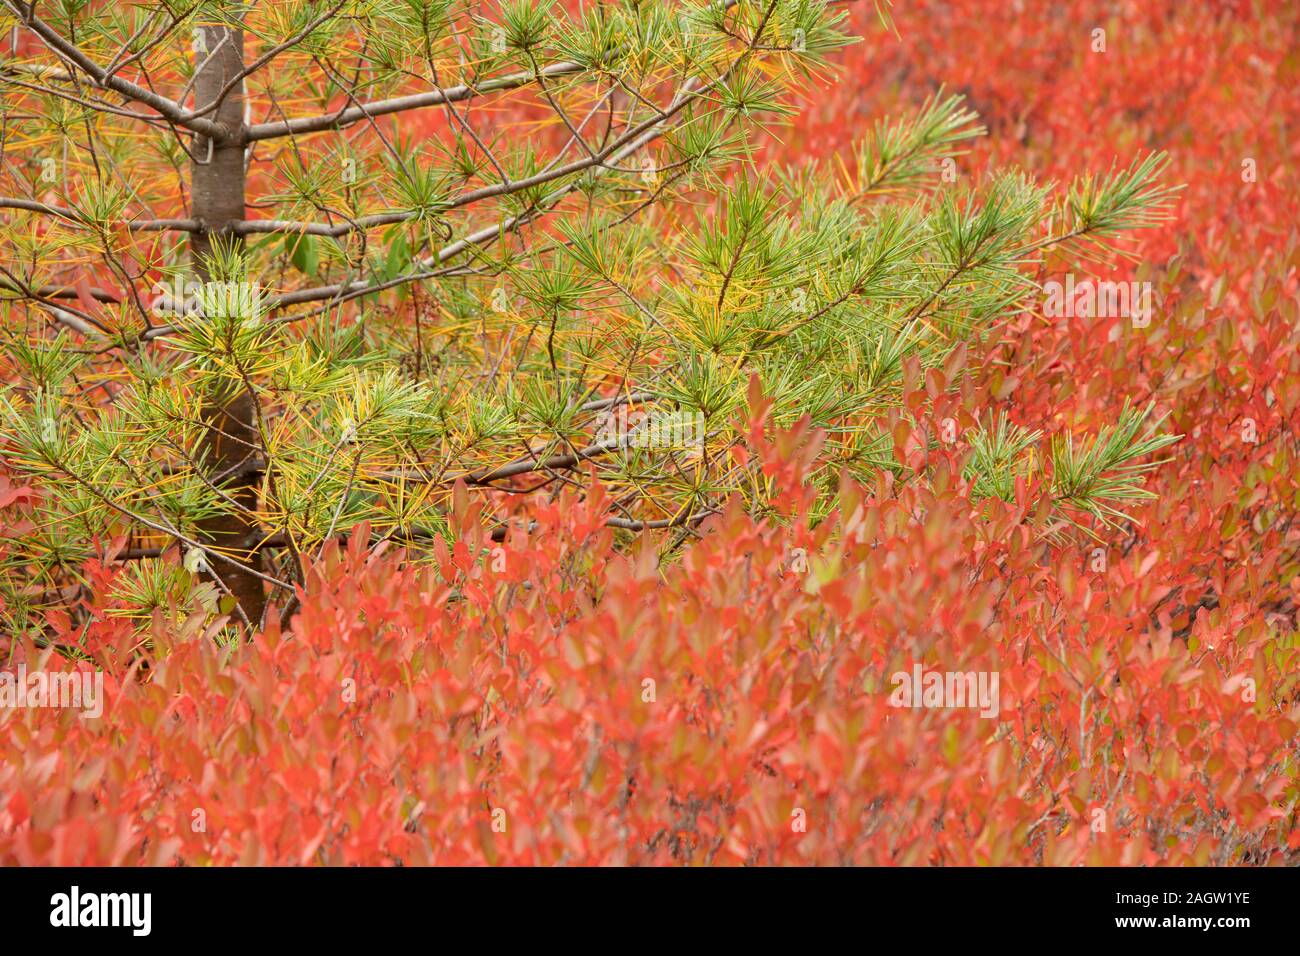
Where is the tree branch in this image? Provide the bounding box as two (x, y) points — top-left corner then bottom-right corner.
(241, 60), (587, 143)
(2, 1), (230, 140)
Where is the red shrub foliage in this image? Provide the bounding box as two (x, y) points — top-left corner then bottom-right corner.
(2, 375), (1297, 865)
(2, 0), (1299, 864)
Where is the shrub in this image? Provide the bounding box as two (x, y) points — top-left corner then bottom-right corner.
(1, 392), (1295, 865)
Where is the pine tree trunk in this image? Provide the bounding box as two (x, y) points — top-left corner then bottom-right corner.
(190, 24), (266, 625)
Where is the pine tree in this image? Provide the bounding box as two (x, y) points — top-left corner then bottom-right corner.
(0, 0), (1178, 633)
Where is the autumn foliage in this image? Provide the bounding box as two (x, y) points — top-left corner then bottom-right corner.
(3, 0), (1300, 865)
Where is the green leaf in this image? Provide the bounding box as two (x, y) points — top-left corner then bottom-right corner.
(286, 233), (319, 276)
(383, 227), (411, 282)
